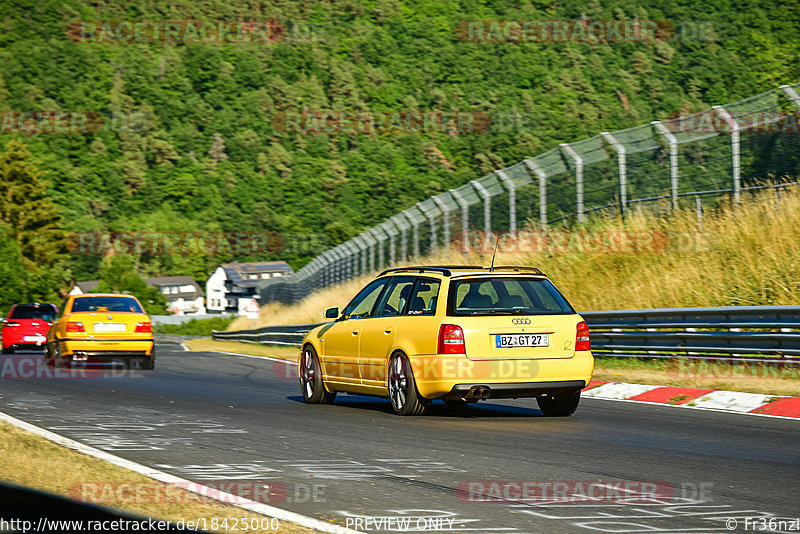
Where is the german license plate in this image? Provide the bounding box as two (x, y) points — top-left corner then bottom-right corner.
(495, 334), (549, 348)
(23, 335), (45, 342)
(94, 323), (126, 332)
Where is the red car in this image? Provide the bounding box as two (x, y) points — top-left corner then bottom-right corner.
(2, 303), (58, 354)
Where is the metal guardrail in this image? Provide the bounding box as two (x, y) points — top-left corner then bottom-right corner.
(213, 306), (800, 363)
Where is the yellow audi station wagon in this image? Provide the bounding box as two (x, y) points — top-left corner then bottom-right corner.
(299, 266), (593, 416)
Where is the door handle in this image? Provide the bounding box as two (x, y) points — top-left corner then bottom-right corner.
(351, 330), (359, 335)
(384, 329), (392, 334)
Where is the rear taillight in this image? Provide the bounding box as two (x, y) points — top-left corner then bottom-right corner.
(135, 322), (152, 333)
(66, 322), (85, 333)
(438, 324), (466, 354)
(576, 321), (590, 351)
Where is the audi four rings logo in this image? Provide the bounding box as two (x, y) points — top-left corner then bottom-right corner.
(512, 318), (531, 325)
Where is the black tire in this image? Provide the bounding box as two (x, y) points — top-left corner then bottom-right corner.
(537, 391), (581, 417)
(300, 345), (336, 404)
(2, 347), (12, 354)
(388, 353), (429, 416)
(141, 348), (155, 370)
(51, 342), (67, 368)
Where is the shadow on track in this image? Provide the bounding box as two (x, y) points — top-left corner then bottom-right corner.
(287, 394), (546, 418)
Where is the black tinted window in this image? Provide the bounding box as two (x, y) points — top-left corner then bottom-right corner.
(71, 296), (143, 313)
(449, 278), (573, 316)
(9, 305), (57, 321)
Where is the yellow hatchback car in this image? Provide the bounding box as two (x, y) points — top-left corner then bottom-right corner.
(45, 293), (155, 369)
(299, 266), (593, 416)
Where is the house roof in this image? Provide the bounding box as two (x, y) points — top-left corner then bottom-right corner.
(75, 280), (100, 293)
(221, 261), (293, 288)
(145, 276), (204, 299)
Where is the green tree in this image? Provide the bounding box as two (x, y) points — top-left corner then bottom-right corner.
(0, 139), (65, 266)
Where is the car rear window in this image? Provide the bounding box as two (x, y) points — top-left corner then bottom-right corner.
(71, 296), (143, 313)
(8, 305), (57, 321)
(448, 278), (574, 316)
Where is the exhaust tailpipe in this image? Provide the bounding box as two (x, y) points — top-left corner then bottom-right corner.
(464, 385), (492, 401)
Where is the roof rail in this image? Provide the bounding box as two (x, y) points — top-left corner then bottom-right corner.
(378, 266), (455, 277)
(490, 266), (546, 275)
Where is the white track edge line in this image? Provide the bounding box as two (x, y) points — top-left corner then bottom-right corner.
(583, 396), (799, 421)
(0, 410), (361, 534)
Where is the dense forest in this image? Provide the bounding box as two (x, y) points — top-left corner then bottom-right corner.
(0, 0), (798, 309)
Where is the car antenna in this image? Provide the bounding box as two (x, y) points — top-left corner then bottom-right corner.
(489, 232), (500, 272)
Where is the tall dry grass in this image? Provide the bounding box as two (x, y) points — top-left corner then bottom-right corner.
(231, 186), (800, 330)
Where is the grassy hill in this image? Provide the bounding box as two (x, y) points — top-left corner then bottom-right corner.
(1, 0), (799, 298)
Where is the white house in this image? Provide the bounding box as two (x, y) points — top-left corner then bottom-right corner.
(146, 276), (205, 315)
(206, 261), (293, 314)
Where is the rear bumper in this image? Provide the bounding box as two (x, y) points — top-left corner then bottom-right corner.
(3, 333), (48, 348)
(447, 380), (585, 400)
(411, 350), (594, 399)
(57, 338), (154, 357)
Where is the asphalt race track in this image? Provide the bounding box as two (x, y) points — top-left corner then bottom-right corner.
(1, 343), (798, 533)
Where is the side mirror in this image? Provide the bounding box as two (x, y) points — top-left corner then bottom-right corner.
(324, 307), (340, 319)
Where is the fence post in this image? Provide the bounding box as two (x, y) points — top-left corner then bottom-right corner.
(353, 236), (367, 275)
(372, 227), (387, 269)
(471, 180), (492, 246)
(652, 121), (679, 210)
(389, 230), (396, 265)
(419, 201), (439, 253)
(392, 217), (407, 262)
(560, 143), (584, 223)
(449, 188), (470, 256)
(712, 106), (741, 204)
(601, 131), (627, 217)
(696, 196), (703, 230)
(431, 195), (450, 251)
(524, 159), (547, 231)
(403, 210), (420, 261)
(779, 84), (800, 108)
(495, 169), (516, 236)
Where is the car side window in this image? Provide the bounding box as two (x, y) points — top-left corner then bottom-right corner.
(406, 278), (440, 316)
(376, 277), (416, 317)
(342, 279), (388, 319)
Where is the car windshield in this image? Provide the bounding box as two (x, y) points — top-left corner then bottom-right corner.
(8, 305), (56, 322)
(71, 296), (143, 313)
(449, 278), (574, 316)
